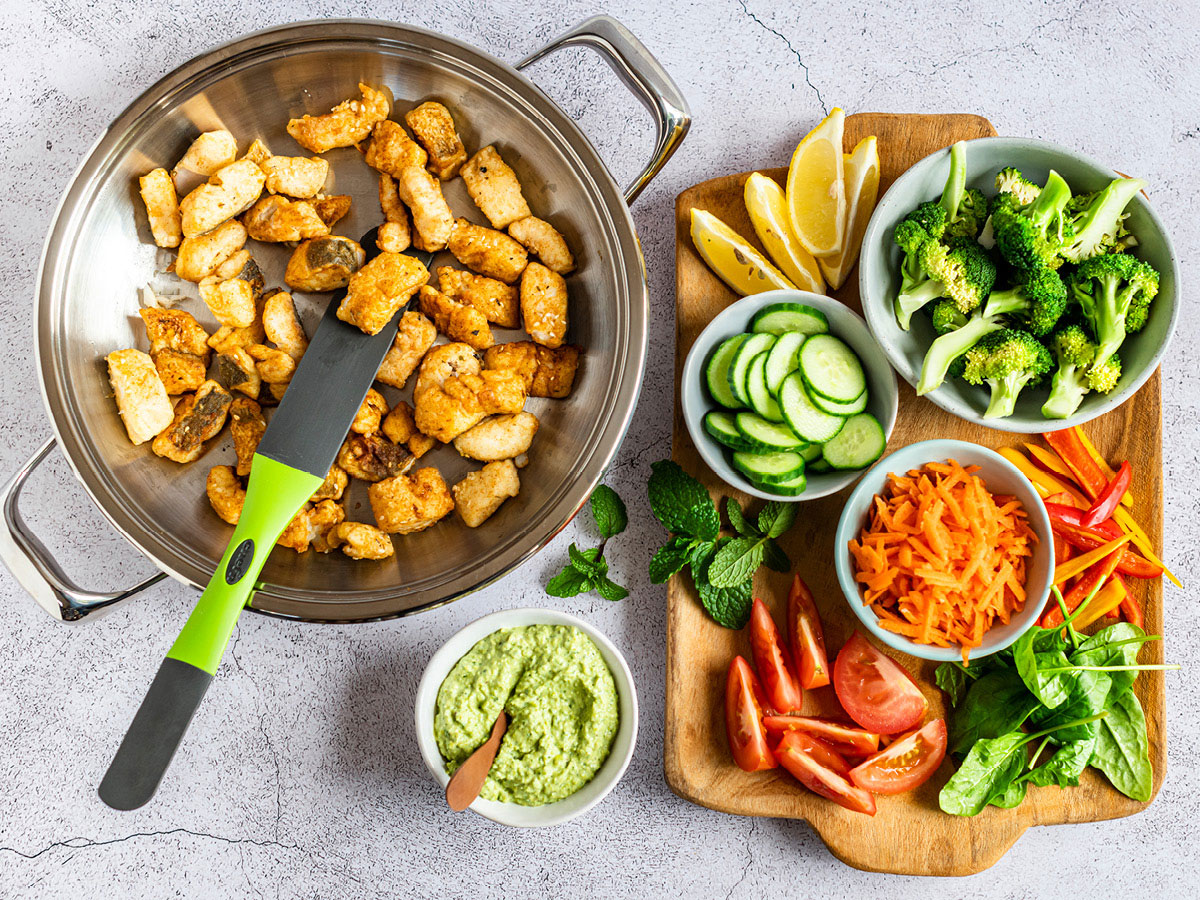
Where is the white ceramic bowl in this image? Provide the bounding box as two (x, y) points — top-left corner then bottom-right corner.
(833, 439), (1054, 661)
(413, 607), (638, 827)
(680, 289), (899, 501)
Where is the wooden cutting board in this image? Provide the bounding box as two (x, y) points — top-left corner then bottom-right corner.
(664, 113), (1166, 876)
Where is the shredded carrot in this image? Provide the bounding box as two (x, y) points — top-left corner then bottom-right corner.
(848, 459), (1037, 663)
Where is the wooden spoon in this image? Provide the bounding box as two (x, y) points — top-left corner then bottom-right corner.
(445, 712), (508, 811)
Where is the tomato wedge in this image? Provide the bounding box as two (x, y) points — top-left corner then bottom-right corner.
(773, 728), (851, 775)
(775, 731), (877, 816)
(761, 715), (881, 757)
(848, 719), (947, 795)
(748, 598), (804, 713)
(787, 574), (830, 689)
(725, 656), (776, 772)
(832, 631), (927, 735)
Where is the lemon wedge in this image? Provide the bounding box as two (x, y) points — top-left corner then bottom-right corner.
(690, 208), (796, 295)
(818, 136), (881, 290)
(743, 172), (825, 294)
(786, 107), (846, 258)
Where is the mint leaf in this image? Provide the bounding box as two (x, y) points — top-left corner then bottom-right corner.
(697, 578), (754, 629)
(568, 544), (605, 578)
(757, 501), (797, 539)
(707, 537), (765, 588)
(649, 536), (692, 584)
(590, 484), (628, 539)
(762, 538), (790, 573)
(725, 497), (756, 536)
(647, 460), (719, 541)
(595, 577), (629, 602)
(546, 566), (592, 597)
(689, 537), (721, 574)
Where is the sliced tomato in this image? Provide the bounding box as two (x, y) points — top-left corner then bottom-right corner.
(832, 631), (927, 735)
(761, 715), (881, 757)
(748, 598), (804, 713)
(772, 728), (851, 776)
(725, 655), (776, 772)
(848, 719), (947, 795)
(787, 574), (831, 689)
(775, 731), (877, 816)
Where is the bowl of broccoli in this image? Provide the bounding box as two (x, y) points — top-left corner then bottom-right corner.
(858, 137), (1179, 431)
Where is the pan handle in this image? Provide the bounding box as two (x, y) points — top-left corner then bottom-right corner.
(0, 437), (166, 622)
(517, 15), (690, 205)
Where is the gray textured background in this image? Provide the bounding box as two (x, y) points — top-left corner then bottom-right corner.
(1, 0), (1197, 897)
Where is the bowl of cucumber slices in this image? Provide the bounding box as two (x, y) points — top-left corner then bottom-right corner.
(681, 290), (899, 501)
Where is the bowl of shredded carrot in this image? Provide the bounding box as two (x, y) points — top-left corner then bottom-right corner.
(834, 439), (1053, 662)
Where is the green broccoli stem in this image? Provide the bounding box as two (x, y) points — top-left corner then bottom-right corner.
(982, 287), (1026, 318)
(1042, 363), (1090, 419)
(984, 371), (1035, 419)
(895, 279), (946, 331)
(1028, 170), (1072, 239)
(917, 314), (1002, 395)
(940, 141), (967, 223)
(1064, 178), (1146, 262)
(1088, 275), (1128, 377)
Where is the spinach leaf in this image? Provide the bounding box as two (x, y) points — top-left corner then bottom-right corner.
(1013, 629), (1077, 710)
(1090, 689), (1153, 802)
(948, 669), (1040, 756)
(1026, 736), (1097, 788)
(940, 731), (1031, 816)
(1027, 668), (1111, 745)
(989, 777), (1028, 809)
(935, 663), (972, 706)
(1072, 623), (1154, 699)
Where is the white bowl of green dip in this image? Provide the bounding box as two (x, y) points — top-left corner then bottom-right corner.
(414, 608), (638, 827)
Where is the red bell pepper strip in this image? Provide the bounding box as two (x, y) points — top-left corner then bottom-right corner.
(1044, 503), (1163, 580)
(1081, 460), (1132, 529)
(1117, 575), (1144, 628)
(1041, 544), (1126, 627)
(1044, 429), (1109, 500)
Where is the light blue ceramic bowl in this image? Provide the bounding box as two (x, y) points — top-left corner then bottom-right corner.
(833, 439), (1054, 661)
(858, 136), (1179, 432)
(680, 290), (899, 502)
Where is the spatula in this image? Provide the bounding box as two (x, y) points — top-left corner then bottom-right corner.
(99, 231), (430, 810)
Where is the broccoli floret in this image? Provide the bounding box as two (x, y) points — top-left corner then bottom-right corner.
(1042, 324), (1096, 419)
(893, 202), (950, 330)
(995, 167), (1041, 205)
(1061, 177), (1146, 263)
(917, 311), (1004, 395)
(895, 235), (996, 330)
(945, 189), (990, 240)
(961, 328), (1054, 419)
(992, 171), (1075, 272)
(1070, 254), (1159, 379)
(931, 299), (968, 335)
(938, 142), (989, 239)
(1087, 353), (1123, 393)
(982, 267), (1068, 336)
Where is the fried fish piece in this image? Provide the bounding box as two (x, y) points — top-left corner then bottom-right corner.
(276, 503), (314, 552)
(206, 465), (247, 524)
(418, 285), (493, 350)
(380, 400), (437, 458)
(351, 388), (389, 435)
(152, 348), (207, 395)
(363, 120), (428, 177)
(139, 308), (210, 358)
(376, 310), (437, 390)
(311, 194), (352, 228)
(337, 433), (415, 483)
(175, 219), (247, 282)
(179, 159), (266, 238)
(413, 369), (526, 443)
(214, 347), (262, 399)
(304, 499), (346, 553)
(368, 467), (454, 534)
(228, 397), (266, 477)
(311, 463), (349, 502)
(151, 380), (232, 463)
(520, 262), (568, 348)
(404, 101), (467, 180)
(461, 145), (531, 229)
(453, 460), (520, 528)
(240, 138), (272, 166)
(138, 167), (182, 248)
(262, 290), (308, 360)
(200, 275), (257, 328)
(286, 83), (391, 153)
(285, 236), (365, 293)
(242, 195), (329, 242)
(436, 266), (520, 329)
(448, 217), (527, 284)
(175, 130), (238, 176)
(482, 341), (580, 399)
(453, 412), (539, 461)
(247, 344), (296, 385)
(376, 173), (412, 252)
(337, 250), (430, 335)
(412, 341), (481, 397)
(507, 216), (575, 274)
(106, 348), (175, 445)
(394, 166), (454, 252)
(325, 521), (395, 559)
(260, 155), (329, 198)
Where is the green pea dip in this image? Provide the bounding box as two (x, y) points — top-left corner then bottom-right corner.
(434, 624), (620, 806)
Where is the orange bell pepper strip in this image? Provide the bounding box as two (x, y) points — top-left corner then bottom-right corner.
(999, 447), (1089, 506)
(1071, 575), (1129, 629)
(1044, 429), (1108, 500)
(1025, 443), (1077, 483)
(1053, 533), (1132, 586)
(1072, 427), (1133, 508)
(1118, 575), (1145, 628)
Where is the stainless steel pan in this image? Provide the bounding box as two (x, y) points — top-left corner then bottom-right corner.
(1, 16), (688, 623)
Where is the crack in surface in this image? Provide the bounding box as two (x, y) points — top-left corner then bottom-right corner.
(0, 827), (306, 860)
(735, 0), (828, 115)
(723, 819), (757, 899)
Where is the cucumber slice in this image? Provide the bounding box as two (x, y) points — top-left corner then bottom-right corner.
(764, 332), (807, 395)
(705, 335), (746, 408)
(778, 372), (846, 443)
(808, 458), (832, 473)
(734, 412), (803, 451)
(799, 334), (866, 403)
(751, 302), (830, 336)
(733, 451), (805, 485)
(753, 470), (807, 496)
(821, 413), (887, 470)
(746, 353), (784, 422)
(809, 387), (869, 416)
(727, 333), (775, 406)
(704, 411), (756, 451)
(798, 442), (823, 463)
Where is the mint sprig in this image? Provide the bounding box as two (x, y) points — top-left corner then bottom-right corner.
(545, 485), (629, 601)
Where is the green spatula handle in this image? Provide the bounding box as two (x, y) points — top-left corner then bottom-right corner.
(98, 454), (321, 810)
